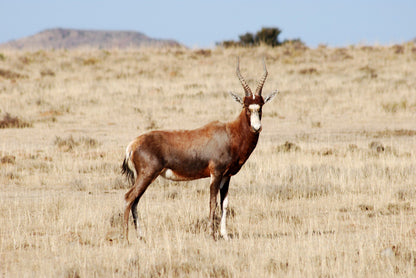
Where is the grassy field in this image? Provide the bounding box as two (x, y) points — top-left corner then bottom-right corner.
(0, 44), (416, 277)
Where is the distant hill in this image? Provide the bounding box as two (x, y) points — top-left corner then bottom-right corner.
(0, 28), (182, 49)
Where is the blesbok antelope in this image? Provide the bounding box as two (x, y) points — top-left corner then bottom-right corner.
(121, 58), (278, 241)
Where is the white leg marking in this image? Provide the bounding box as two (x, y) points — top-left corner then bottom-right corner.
(219, 177), (227, 189)
(220, 196), (229, 240)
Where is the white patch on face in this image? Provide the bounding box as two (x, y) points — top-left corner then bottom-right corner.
(248, 104), (261, 132)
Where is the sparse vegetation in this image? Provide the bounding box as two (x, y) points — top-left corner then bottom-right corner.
(276, 141), (301, 152)
(0, 68), (27, 79)
(82, 57), (99, 66)
(299, 67), (319, 75)
(360, 65), (378, 78)
(40, 68), (55, 77)
(382, 99), (409, 113)
(0, 45), (415, 277)
(0, 154), (15, 164)
(54, 135), (99, 151)
(0, 113), (32, 128)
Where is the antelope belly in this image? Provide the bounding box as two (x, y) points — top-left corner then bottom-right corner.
(160, 169), (194, 181)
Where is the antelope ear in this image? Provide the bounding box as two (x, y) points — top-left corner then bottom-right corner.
(229, 92), (244, 105)
(264, 90), (279, 104)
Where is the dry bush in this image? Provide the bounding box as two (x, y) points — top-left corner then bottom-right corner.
(382, 100), (409, 113)
(193, 49), (212, 57)
(360, 65), (378, 78)
(1, 155), (16, 164)
(54, 135), (99, 151)
(299, 67), (318, 75)
(372, 129), (416, 138)
(330, 48), (353, 61)
(82, 57), (99, 66)
(391, 44), (405, 54)
(40, 68), (55, 77)
(369, 141), (385, 153)
(0, 113), (32, 128)
(276, 141), (301, 152)
(0, 68), (27, 79)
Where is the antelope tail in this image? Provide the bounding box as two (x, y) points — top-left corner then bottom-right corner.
(121, 145), (136, 186)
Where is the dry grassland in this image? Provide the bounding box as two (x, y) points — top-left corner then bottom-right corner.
(0, 43), (416, 277)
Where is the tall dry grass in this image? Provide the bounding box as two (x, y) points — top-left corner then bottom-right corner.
(0, 43), (416, 277)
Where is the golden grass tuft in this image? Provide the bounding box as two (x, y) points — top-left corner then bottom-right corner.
(54, 135), (100, 152)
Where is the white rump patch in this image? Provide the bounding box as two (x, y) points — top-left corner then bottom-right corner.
(248, 104), (261, 131)
(160, 169), (191, 181)
(125, 142), (137, 180)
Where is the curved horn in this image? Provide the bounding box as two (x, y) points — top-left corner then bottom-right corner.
(255, 58), (268, 96)
(236, 57), (252, 97)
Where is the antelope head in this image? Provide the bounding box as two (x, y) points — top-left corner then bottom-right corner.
(230, 58), (278, 133)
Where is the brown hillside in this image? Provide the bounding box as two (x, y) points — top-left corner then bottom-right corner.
(0, 28), (182, 49)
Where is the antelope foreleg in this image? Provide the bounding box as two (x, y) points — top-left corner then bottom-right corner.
(220, 176), (230, 240)
(209, 174), (222, 239)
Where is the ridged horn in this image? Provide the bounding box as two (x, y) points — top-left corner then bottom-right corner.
(255, 58), (268, 96)
(236, 57), (252, 97)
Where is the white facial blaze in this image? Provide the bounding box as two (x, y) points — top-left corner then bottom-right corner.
(248, 104), (261, 131)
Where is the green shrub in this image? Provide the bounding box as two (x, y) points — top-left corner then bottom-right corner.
(255, 27), (281, 47)
(218, 27), (292, 48)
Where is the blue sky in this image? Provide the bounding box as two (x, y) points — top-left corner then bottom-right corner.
(1, 0), (415, 48)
